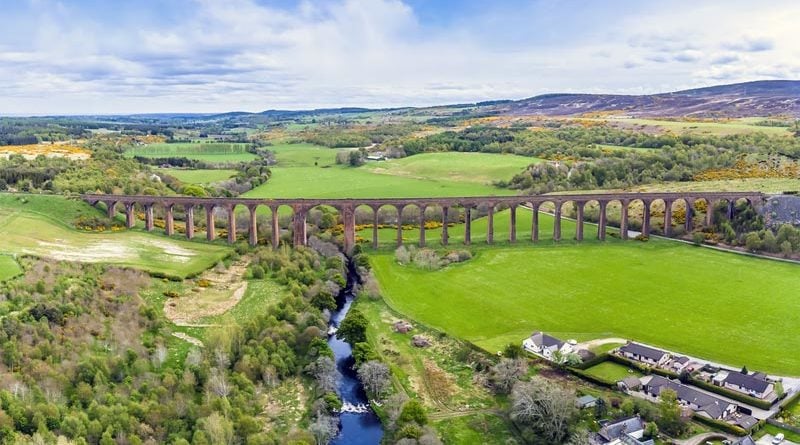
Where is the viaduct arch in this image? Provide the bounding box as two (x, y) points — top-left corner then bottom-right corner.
(83, 192), (764, 254)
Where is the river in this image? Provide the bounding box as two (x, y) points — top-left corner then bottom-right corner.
(327, 263), (384, 444)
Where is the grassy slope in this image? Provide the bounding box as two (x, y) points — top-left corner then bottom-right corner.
(126, 142), (257, 162)
(0, 194), (230, 279)
(362, 152), (537, 186)
(244, 143), (522, 199)
(370, 233), (800, 376)
(581, 117), (793, 136)
(155, 168), (237, 184)
(0, 255), (22, 282)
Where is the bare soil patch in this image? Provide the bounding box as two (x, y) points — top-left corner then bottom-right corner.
(164, 257), (249, 324)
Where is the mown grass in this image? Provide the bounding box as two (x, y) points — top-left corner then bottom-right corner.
(370, 236), (800, 376)
(583, 362), (642, 382)
(126, 142), (257, 162)
(245, 143), (520, 199)
(155, 168), (237, 184)
(0, 194), (230, 279)
(357, 207), (587, 246)
(362, 152), (536, 186)
(0, 255), (22, 282)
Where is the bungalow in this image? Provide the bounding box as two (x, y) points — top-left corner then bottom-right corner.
(722, 371), (774, 399)
(594, 416), (654, 445)
(670, 356), (691, 373)
(643, 376), (737, 420)
(618, 343), (670, 367)
(522, 331), (572, 360)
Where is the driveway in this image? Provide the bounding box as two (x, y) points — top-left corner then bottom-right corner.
(757, 434), (799, 445)
(675, 432), (734, 445)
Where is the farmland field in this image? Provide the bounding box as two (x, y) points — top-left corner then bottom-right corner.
(0, 194), (230, 279)
(126, 142), (257, 162)
(370, 236), (800, 376)
(155, 168), (237, 184)
(0, 255), (22, 282)
(245, 143), (522, 198)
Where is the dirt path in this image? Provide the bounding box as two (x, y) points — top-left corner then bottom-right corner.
(574, 337), (627, 351)
(172, 332), (204, 347)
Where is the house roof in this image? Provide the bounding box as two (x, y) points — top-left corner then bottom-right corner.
(673, 356), (690, 364)
(645, 376), (735, 419)
(530, 331), (564, 349)
(598, 416), (646, 442)
(724, 371), (770, 393)
(621, 376), (642, 388)
(733, 415), (758, 431)
(619, 343), (669, 362)
(732, 436), (756, 445)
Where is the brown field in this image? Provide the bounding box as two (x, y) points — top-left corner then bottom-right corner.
(0, 143), (91, 160)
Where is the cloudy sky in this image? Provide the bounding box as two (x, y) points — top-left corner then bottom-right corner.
(1, 0), (798, 115)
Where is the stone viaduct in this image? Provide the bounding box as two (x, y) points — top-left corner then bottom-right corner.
(82, 192), (763, 254)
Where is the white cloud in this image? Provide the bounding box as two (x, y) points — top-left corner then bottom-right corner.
(0, 0), (798, 114)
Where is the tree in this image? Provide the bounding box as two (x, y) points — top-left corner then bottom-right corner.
(503, 342), (524, 358)
(656, 388), (686, 436)
(309, 413), (338, 445)
(781, 240), (793, 257)
(399, 399), (428, 425)
(644, 422), (659, 439)
(337, 309), (368, 344)
(307, 357), (337, 393)
(744, 231), (762, 252)
(490, 358), (527, 394)
(357, 360), (391, 398)
(510, 378), (577, 443)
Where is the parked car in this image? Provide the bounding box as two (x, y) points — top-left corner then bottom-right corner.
(772, 433), (785, 444)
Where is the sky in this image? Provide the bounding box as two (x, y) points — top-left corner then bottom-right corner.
(1, 0), (798, 115)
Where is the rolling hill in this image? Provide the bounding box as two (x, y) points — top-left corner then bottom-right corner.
(496, 80), (800, 118)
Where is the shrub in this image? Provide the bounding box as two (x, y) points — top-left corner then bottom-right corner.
(395, 246), (411, 264)
(250, 265), (265, 280)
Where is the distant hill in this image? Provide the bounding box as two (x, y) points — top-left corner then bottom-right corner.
(494, 80), (800, 118)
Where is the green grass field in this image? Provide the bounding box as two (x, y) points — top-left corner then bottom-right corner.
(363, 152), (536, 186)
(370, 234), (800, 376)
(155, 168), (237, 184)
(357, 207), (586, 246)
(583, 362), (642, 382)
(127, 142), (257, 162)
(245, 143), (521, 199)
(0, 255), (22, 282)
(0, 194), (230, 279)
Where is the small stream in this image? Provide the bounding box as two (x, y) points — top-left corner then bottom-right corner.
(327, 261), (384, 444)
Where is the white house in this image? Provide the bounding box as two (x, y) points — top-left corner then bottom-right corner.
(722, 371), (774, 400)
(618, 342), (670, 367)
(523, 331), (573, 360)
